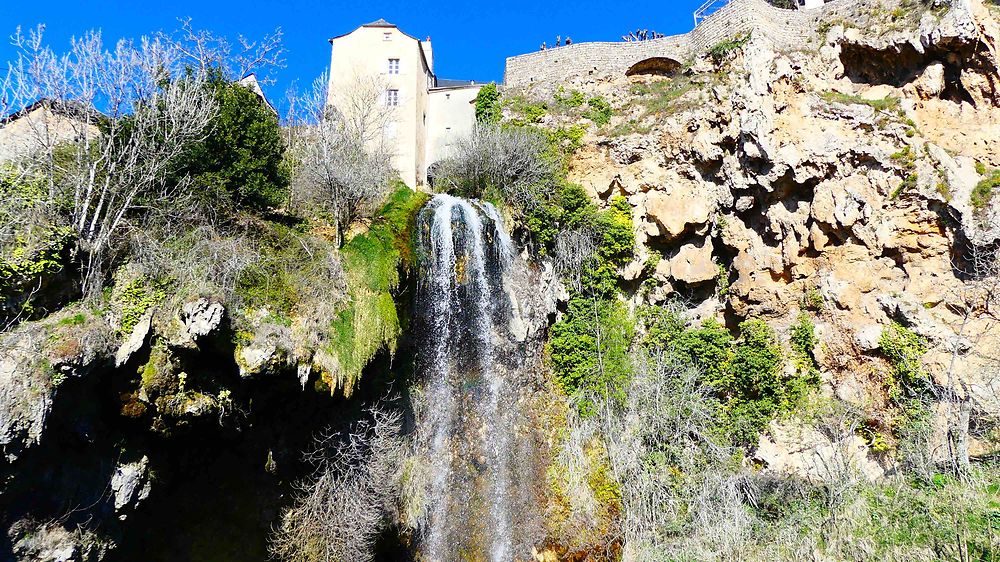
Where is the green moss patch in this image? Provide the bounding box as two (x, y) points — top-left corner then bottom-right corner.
(322, 185), (429, 395)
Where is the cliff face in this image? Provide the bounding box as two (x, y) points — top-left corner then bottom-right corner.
(511, 0), (1000, 477)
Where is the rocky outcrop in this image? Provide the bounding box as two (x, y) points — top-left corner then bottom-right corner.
(0, 310), (114, 464)
(555, 0), (1000, 481)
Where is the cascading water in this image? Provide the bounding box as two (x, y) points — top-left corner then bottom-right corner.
(414, 194), (530, 561)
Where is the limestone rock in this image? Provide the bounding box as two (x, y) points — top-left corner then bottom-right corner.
(176, 298), (225, 346)
(905, 61), (946, 99)
(115, 312), (152, 367)
(668, 240), (717, 285)
(110, 456), (152, 517)
(755, 419), (885, 482)
(644, 184), (713, 241)
(854, 325), (884, 352)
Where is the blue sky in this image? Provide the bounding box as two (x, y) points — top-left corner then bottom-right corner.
(0, 0), (706, 112)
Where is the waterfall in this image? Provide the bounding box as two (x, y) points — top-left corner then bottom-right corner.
(415, 194), (520, 561)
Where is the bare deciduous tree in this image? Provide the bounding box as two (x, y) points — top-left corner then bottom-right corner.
(435, 124), (555, 203)
(163, 17), (285, 84)
(431, 123), (555, 209)
(555, 228), (598, 291)
(286, 72), (396, 246)
(4, 26), (219, 297)
(270, 405), (404, 562)
(943, 239), (1000, 478)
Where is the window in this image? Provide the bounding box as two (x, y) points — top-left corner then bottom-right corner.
(386, 89), (399, 106)
(383, 32), (392, 41)
(445, 93), (451, 99)
(388, 58), (400, 74)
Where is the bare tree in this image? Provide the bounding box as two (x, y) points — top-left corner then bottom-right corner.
(596, 348), (734, 560)
(432, 123), (555, 209)
(4, 26), (218, 298)
(555, 228), (598, 291)
(286, 72), (396, 246)
(943, 239), (1000, 478)
(162, 18), (285, 84)
(270, 405), (404, 562)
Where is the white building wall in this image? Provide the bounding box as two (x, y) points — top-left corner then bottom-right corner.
(426, 86), (481, 167)
(328, 26), (432, 188)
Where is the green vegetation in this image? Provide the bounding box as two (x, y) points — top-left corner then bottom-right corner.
(790, 313), (819, 379)
(474, 83), (502, 124)
(583, 96), (613, 126)
(628, 75), (695, 115)
(889, 146), (919, 199)
(820, 91), (902, 112)
(709, 32), (752, 63)
(972, 165), (1000, 211)
(322, 185), (429, 394)
(638, 308), (818, 447)
(549, 297), (635, 415)
(0, 168), (75, 318)
(804, 287), (825, 310)
(548, 194), (636, 414)
(110, 271), (170, 334)
(553, 86), (586, 108)
(506, 95), (548, 125)
(171, 73), (290, 212)
(817, 18), (857, 38)
(879, 321), (929, 391)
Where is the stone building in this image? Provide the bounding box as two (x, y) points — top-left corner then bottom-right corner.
(327, 19), (482, 188)
(0, 99), (98, 163)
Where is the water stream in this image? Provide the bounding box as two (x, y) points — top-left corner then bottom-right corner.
(415, 194), (520, 561)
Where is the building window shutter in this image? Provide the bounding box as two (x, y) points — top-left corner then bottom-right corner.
(388, 58), (400, 75)
(386, 89), (400, 106)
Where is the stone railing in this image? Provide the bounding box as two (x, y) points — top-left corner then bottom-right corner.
(503, 0), (869, 88)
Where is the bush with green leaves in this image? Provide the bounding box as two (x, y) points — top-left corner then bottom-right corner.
(637, 307), (817, 447)
(548, 192), (636, 414)
(584, 96), (613, 126)
(549, 297), (635, 416)
(170, 73), (290, 213)
(474, 82), (502, 124)
(972, 165), (999, 211)
(708, 33), (751, 63)
(1, 168), (77, 321)
(879, 321), (929, 391)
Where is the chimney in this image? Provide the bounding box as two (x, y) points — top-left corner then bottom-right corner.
(422, 36), (434, 74)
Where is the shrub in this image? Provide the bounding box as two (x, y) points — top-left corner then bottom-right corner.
(0, 168), (77, 320)
(790, 313), (820, 379)
(554, 86), (586, 108)
(474, 82), (502, 124)
(972, 167), (1000, 211)
(110, 270), (170, 334)
(639, 309), (815, 447)
(548, 194), (636, 414)
(584, 96), (613, 126)
(171, 73), (290, 213)
(549, 296), (635, 416)
(709, 33), (751, 63)
(507, 96), (547, 125)
(879, 322), (928, 390)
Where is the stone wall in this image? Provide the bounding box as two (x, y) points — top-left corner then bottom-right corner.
(503, 0), (876, 88)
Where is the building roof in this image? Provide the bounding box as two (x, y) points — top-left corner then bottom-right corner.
(1, 98), (100, 128)
(433, 78), (478, 89)
(237, 74), (277, 115)
(328, 19), (436, 77)
(361, 18), (396, 28)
